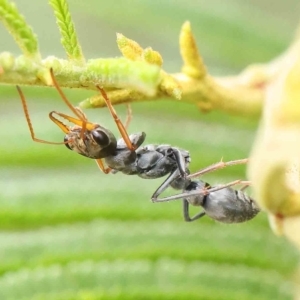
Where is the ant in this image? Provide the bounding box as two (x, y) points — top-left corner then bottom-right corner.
(17, 69), (259, 224)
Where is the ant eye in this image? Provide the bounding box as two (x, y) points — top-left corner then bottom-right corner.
(92, 129), (109, 146)
(64, 136), (72, 150)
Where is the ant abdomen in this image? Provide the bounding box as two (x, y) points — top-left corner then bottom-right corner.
(203, 186), (260, 223)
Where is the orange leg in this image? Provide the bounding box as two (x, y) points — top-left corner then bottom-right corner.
(49, 69), (86, 121)
(17, 86), (67, 145)
(49, 111), (97, 132)
(49, 112), (70, 134)
(96, 86), (135, 151)
(74, 107), (88, 122)
(50, 68), (88, 140)
(96, 159), (112, 174)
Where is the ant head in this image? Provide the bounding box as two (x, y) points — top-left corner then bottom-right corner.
(65, 125), (118, 159)
(46, 67), (119, 159)
(50, 111), (118, 159)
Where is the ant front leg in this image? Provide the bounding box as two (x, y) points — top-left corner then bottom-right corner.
(96, 86), (136, 151)
(96, 159), (112, 174)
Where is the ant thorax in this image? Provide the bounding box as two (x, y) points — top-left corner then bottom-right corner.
(104, 132), (146, 174)
(64, 125), (117, 159)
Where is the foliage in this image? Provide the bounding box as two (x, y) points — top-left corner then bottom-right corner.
(1, 0), (300, 299)
(0, 0), (265, 116)
(0, 0), (39, 59)
(49, 0), (84, 64)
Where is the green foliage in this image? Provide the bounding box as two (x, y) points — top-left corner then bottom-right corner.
(0, 0), (40, 60)
(0, 0), (161, 96)
(49, 0), (85, 64)
(0, 0), (299, 299)
(0, 0), (264, 116)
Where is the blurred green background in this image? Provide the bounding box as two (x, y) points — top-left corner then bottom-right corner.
(0, 0), (300, 299)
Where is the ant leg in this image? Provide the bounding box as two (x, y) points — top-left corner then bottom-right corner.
(49, 111), (96, 131)
(96, 159), (112, 174)
(74, 107), (88, 121)
(151, 169), (181, 202)
(96, 86), (135, 151)
(204, 180), (242, 194)
(187, 158), (248, 179)
(151, 147), (190, 202)
(17, 86), (67, 145)
(154, 180), (241, 203)
(172, 148), (188, 177)
(183, 199), (206, 222)
(240, 181), (251, 191)
(49, 68), (86, 121)
(50, 69), (90, 139)
(183, 199), (192, 221)
(124, 104), (132, 130)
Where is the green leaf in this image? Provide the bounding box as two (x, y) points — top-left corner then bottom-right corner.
(49, 0), (85, 65)
(0, 0), (40, 60)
